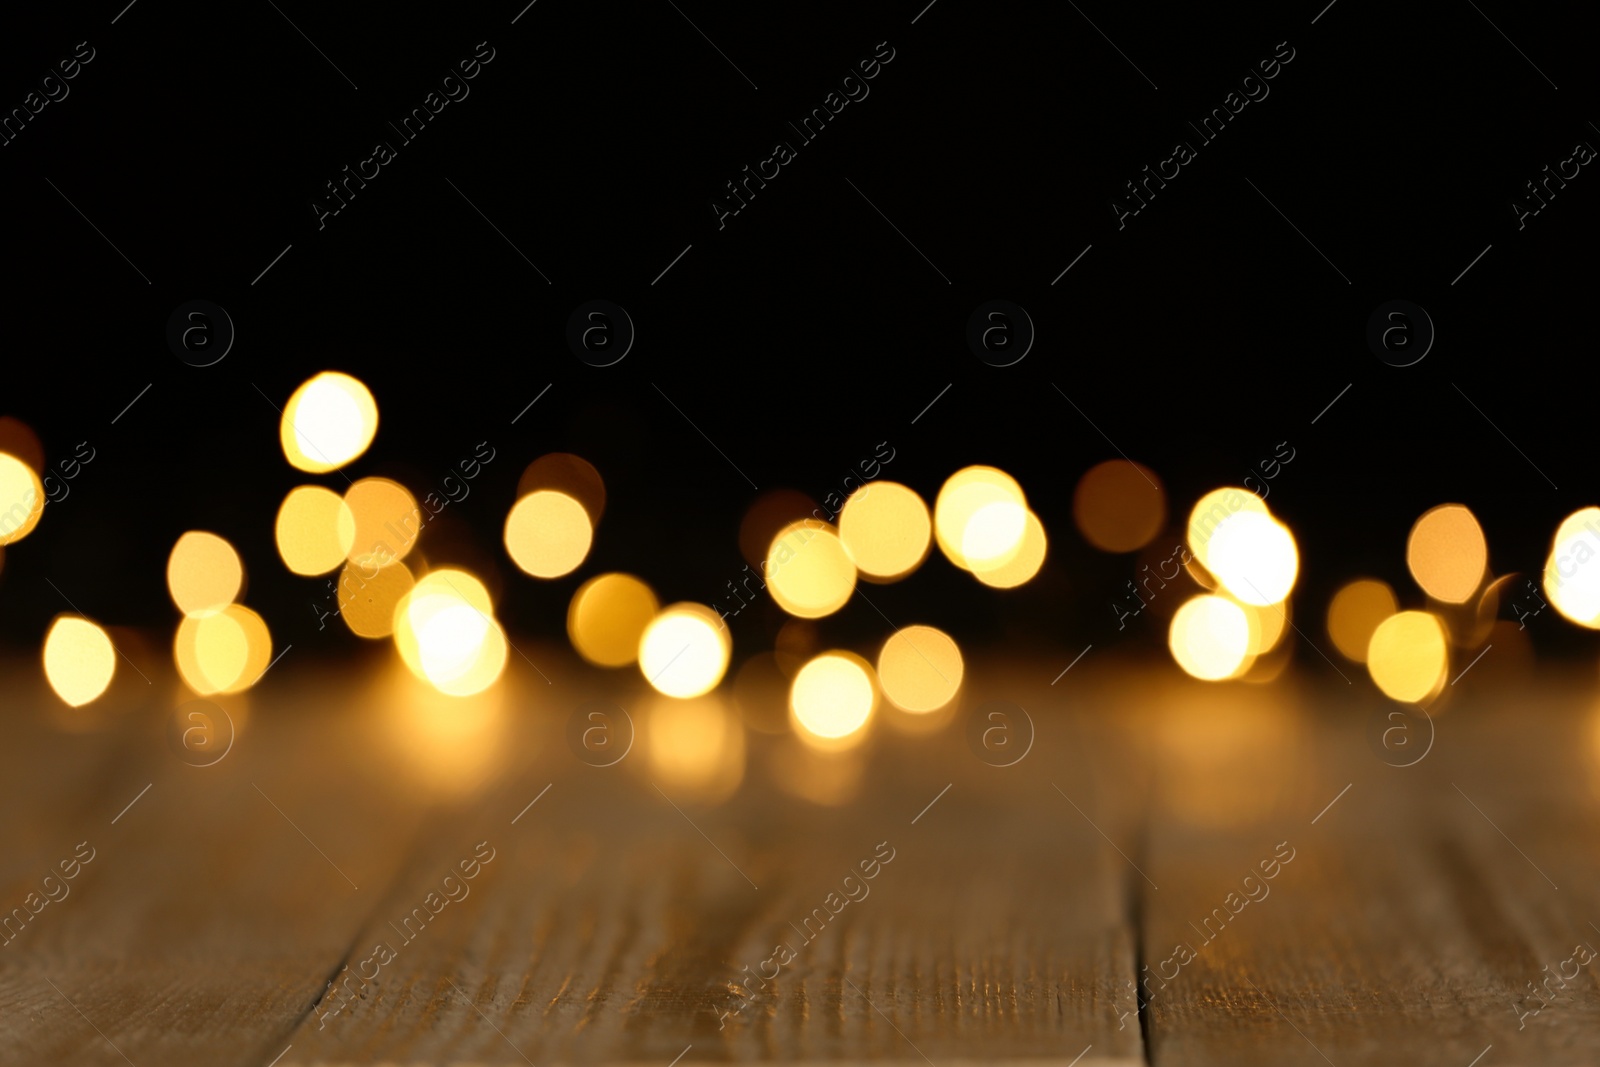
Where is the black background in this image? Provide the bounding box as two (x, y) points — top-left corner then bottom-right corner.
(0, 0), (1593, 663)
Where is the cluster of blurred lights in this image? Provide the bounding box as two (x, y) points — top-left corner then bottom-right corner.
(10, 375), (1600, 755)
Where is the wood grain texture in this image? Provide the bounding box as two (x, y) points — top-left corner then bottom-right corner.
(5, 648), (1599, 1065)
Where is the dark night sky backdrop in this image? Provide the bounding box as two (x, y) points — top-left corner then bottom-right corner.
(1, 0), (1593, 661)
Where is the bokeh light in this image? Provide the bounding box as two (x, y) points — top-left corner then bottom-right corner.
(739, 489), (817, 569)
(339, 558), (415, 638)
(765, 521), (856, 618)
(877, 625), (963, 713)
(167, 531), (243, 617)
(1367, 610), (1448, 703)
(639, 603), (731, 698)
(790, 651), (876, 748)
(174, 604), (272, 695)
(1186, 488), (1269, 570)
(0, 418), (45, 475)
(1327, 579), (1399, 662)
(275, 486), (356, 576)
(1407, 504), (1487, 604)
(43, 616), (116, 707)
(568, 573), (658, 667)
(1168, 594), (1252, 681)
(0, 452), (45, 546)
(838, 481), (931, 582)
(392, 569), (506, 697)
(344, 477), (421, 566)
(933, 466), (1028, 572)
(504, 490), (593, 579)
(279, 371), (379, 473)
(1206, 510), (1299, 606)
(517, 453), (606, 525)
(1073, 459), (1166, 552)
(974, 509), (1047, 588)
(1545, 508), (1600, 628)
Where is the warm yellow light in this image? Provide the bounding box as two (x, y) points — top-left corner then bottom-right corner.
(504, 490), (593, 579)
(877, 625), (963, 713)
(1206, 511), (1298, 605)
(1544, 508), (1600, 628)
(1186, 488), (1269, 570)
(167, 531), (243, 617)
(392, 572), (506, 697)
(275, 486), (356, 576)
(975, 510), (1047, 588)
(517, 453), (606, 525)
(340, 558), (415, 638)
(1238, 597), (1289, 656)
(838, 482), (931, 582)
(567, 573), (659, 667)
(174, 607), (263, 695)
(934, 466), (1027, 571)
(645, 696), (745, 803)
(1327, 579), (1399, 662)
(0, 452), (45, 546)
(765, 521), (856, 618)
(0, 418), (44, 476)
(1168, 594), (1253, 681)
(217, 605), (272, 694)
(279, 371), (379, 473)
(1073, 459), (1166, 553)
(344, 477), (421, 567)
(1367, 611), (1448, 703)
(43, 616), (115, 707)
(639, 603), (731, 698)
(790, 651), (876, 747)
(1407, 504), (1487, 604)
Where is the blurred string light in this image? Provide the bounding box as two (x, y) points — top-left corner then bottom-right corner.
(1545, 508), (1600, 628)
(974, 509), (1047, 588)
(340, 558), (415, 638)
(567, 573), (658, 667)
(175, 604), (273, 695)
(1407, 503), (1487, 604)
(639, 602), (730, 698)
(765, 520), (856, 617)
(275, 486), (355, 575)
(934, 466), (1030, 575)
(0, 417), (45, 476)
(167, 532), (244, 617)
(345, 477), (421, 566)
(0, 451), (45, 545)
(837, 481), (931, 582)
(517, 453), (606, 524)
(505, 490), (592, 578)
(43, 615), (115, 706)
(1325, 578), (1397, 662)
(790, 651), (876, 749)
(392, 568), (508, 697)
(1367, 610), (1448, 703)
(1168, 594), (1252, 681)
(1073, 459), (1166, 553)
(877, 625), (963, 713)
(279, 372), (378, 473)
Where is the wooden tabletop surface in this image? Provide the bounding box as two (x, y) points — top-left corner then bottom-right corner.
(2, 646), (1596, 1066)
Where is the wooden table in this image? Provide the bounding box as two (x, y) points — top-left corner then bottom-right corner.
(2, 646), (1596, 1066)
